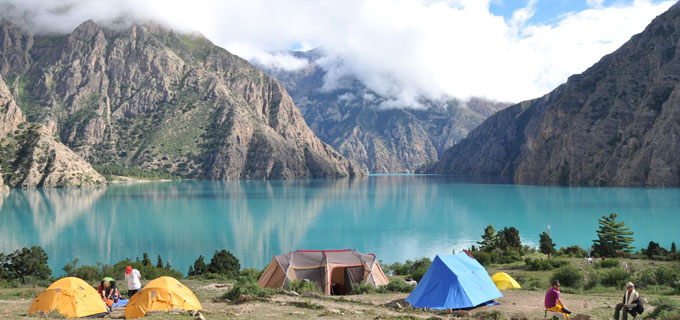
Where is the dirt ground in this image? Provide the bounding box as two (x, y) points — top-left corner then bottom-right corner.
(3, 285), (675, 320)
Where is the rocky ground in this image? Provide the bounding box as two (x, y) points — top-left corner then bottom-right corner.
(2, 279), (676, 319)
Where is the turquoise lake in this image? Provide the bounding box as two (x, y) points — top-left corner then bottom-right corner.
(1, 175), (678, 275)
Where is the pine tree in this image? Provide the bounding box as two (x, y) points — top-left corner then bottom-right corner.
(165, 261), (171, 269)
(539, 232), (556, 258)
(192, 255), (207, 276)
(156, 255), (163, 269)
(478, 225), (497, 252)
(188, 265), (195, 276)
(671, 242), (677, 253)
(592, 213), (635, 257)
(142, 253), (151, 266)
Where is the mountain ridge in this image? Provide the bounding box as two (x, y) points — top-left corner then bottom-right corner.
(424, 5), (680, 187)
(0, 19), (365, 182)
(257, 50), (509, 173)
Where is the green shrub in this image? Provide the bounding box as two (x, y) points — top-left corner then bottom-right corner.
(350, 281), (376, 295)
(382, 280), (415, 293)
(595, 259), (620, 268)
(654, 266), (680, 287)
(632, 270), (657, 288)
(409, 265), (429, 282)
(557, 245), (588, 258)
(599, 269), (630, 287)
(0, 246), (52, 283)
(388, 258), (431, 276)
(223, 279), (273, 300)
(471, 251), (492, 266)
(552, 265), (582, 288)
(524, 258), (569, 271)
(286, 280), (320, 295)
(645, 297), (679, 320)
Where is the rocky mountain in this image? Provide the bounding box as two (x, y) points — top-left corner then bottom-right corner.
(424, 5), (680, 187)
(258, 50), (509, 173)
(0, 75), (105, 188)
(0, 19), (363, 180)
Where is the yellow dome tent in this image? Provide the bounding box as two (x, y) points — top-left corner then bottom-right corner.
(28, 277), (108, 318)
(491, 272), (521, 290)
(124, 276), (202, 319)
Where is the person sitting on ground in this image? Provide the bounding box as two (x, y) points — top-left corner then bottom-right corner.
(545, 280), (571, 319)
(125, 265), (142, 298)
(614, 282), (643, 320)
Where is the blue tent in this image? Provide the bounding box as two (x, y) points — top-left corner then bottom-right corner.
(405, 253), (503, 309)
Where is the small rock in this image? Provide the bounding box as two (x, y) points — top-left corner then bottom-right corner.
(287, 291), (300, 296)
(238, 294), (253, 301)
(394, 303), (403, 309)
(303, 292), (321, 298)
(190, 310), (198, 316)
(197, 312), (206, 320)
(291, 311), (305, 316)
(328, 308), (341, 314)
(445, 308), (452, 313)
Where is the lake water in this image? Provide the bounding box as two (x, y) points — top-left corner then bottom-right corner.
(1, 175), (678, 275)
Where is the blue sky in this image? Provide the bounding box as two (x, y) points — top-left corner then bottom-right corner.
(490, 0), (669, 25)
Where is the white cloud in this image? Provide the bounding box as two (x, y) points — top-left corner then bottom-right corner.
(0, 0), (675, 106)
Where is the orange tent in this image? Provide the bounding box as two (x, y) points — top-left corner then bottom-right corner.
(28, 277), (108, 318)
(124, 276), (202, 319)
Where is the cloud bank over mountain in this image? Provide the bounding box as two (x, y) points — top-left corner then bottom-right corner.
(1, 0), (674, 106)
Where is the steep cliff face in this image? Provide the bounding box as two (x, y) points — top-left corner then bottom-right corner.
(0, 20), (363, 179)
(260, 50), (508, 173)
(0, 75), (106, 187)
(428, 5), (680, 187)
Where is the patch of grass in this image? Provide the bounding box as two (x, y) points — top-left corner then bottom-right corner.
(645, 297), (680, 319)
(289, 299), (325, 310)
(286, 280), (320, 295)
(221, 279), (274, 301)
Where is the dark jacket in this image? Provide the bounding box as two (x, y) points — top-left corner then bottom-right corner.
(621, 293), (644, 315)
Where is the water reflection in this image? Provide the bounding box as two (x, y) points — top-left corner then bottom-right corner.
(0, 177), (678, 275)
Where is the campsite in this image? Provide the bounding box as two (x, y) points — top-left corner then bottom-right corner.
(1, 245), (680, 319)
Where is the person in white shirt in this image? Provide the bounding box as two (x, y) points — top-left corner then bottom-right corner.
(124, 265), (142, 298)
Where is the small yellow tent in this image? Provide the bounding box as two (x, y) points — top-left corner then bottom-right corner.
(124, 276), (202, 319)
(491, 272), (521, 290)
(28, 277), (108, 319)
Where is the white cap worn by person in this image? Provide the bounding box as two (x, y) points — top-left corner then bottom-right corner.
(626, 282), (634, 288)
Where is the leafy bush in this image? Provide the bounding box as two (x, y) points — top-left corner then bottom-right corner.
(388, 258), (431, 276)
(552, 265), (582, 288)
(471, 251), (492, 266)
(286, 280), (320, 295)
(654, 266), (680, 287)
(410, 264), (429, 282)
(223, 279), (274, 300)
(383, 280), (415, 293)
(632, 269), (657, 288)
(598, 268), (630, 287)
(595, 259), (620, 269)
(524, 258), (569, 271)
(350, 281), (376, 295)
(0, 246), (52, 283)
(557, 245), (588, 258)
(645, 297), (679, 320)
